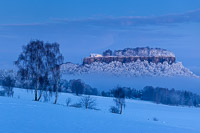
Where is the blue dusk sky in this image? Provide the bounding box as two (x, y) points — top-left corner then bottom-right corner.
(0, 0), (200, 75)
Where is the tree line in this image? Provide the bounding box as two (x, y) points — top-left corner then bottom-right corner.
(102, 86), (200, 107)
(1, 73), (200, 109)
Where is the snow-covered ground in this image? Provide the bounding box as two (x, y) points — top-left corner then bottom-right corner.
(1, 88), (200, 133)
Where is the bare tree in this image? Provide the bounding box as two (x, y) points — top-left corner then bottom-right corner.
(46, 43), (64, 104)
(113, 97), (125, 114)
(80, 96), (96, 109)
(112, 87), (126, 114)
(15, 40), (46, 101)
(15, 40), (64, 102)
(53, 65), (62, 104)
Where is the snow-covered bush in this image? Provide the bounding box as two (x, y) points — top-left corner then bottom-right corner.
(66, 98), (72, 106)
(153, 117), (159, 121)
(109, 106), (120, 114)
(1, 75), (15, 97)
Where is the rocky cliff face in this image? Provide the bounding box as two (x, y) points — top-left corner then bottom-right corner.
(83, 56), (176, 65)
(83, 47), (176, 65)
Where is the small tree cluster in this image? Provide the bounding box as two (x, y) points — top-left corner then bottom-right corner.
(15, 40), (64, 103)
(71, 79), (84, 96)
(68, 79), (98, 96)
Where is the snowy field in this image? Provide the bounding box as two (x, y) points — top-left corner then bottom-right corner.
(1, 88), (200, 133)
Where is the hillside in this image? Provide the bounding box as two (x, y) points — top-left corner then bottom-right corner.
(61, 47), (198, 78)
(61, 60), (198, 78)
(1, 88), (200, 133)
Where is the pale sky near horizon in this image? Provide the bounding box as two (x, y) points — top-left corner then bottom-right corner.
(0, 0), (200, 75)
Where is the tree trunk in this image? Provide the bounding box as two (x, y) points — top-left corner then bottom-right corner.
(35, 90), (37, 101)
(35, 51), (39, 101)
(35, 82), (38, 101)
(54, 80), (59, 104)
(120, 104), (123, 114)
(54, 89), (58, 104)
(37, 90), (43, 101)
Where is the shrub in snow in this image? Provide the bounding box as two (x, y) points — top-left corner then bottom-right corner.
(70, 103), (82, 108)
(153, 117), (159, 121)
(109, 106), (120, 114)
(80, 96), (96, 109)
(43, 92), (51, 102)
(2, 75), (15, 97)
(0, 90), (6, 96)
(66, 98), (72, 106)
